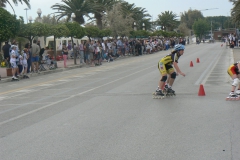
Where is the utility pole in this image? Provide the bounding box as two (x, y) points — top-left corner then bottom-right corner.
(211, 21), (212, 38)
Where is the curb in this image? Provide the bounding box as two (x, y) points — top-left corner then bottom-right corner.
(0, 55), (137, 83)
(0, 64), (82, 83)
(0, 50), (168, 83)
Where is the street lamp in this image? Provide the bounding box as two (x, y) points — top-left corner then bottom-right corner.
(142, 23), (145, 30)
(71, 13), (76, 22)
(37, 8), (45, 48)
(29, 16), (33, 23)
(134, 22), (137, 31)
(37, 8), (42, 18)
(24, 8), (29, 23)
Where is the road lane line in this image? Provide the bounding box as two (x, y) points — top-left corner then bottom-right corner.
(0, 65), (156, 126)
(0, 57), (146, 96)
(194, 50), (222, 85)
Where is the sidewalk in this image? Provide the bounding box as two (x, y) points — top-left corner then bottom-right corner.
(0, 55), (139, 82)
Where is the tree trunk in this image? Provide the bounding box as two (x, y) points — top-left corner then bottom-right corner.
(87, 36), (91, 42)
(19, 41), (22, 53)
(75, 15), (85, 24)
(53, 36), (58, 68)
(95, 13), (102, 29)
(0, 42), (2, 54)
(71, 37), (76, 65)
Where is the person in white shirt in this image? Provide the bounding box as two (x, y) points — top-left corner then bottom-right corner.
(20, 48), (29, 78)
(10, 45), (18, 80)
(58, 43), (62, 50)
(146, 42), (152, 54)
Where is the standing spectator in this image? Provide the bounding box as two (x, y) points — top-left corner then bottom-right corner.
(10, 45), (18, 80)
(67, 41), (72, 58)
(58, 43), (62, 50)
(107, 40), (112, 52)
(21, 48), (29, 78)
(62, 44), (68, 68)
(165, 39), (169, 50)
(37, 40), (41, 49)
(101, 40), (106, 58)
(112, 41), (117, 57)
(89, 41), (95, 67)
(72, 43), (78, 60)
(96, 41), (102, 65)
(25, 43), (32, 73)
(83, 41), (86, 63)
(117, 38), (123, 57)
(31, 40), (40, 73)
(135, 41), (142, 56)
(12, 40), (20, 76)
(85, 41), (90, 65)
(79, 41), (84, 64)
(233, 34), (236, 46)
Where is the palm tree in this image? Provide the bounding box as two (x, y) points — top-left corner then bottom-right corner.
(157, 11), (179, 31)
(89, 0), (116, 29)
(133, 7), (151, 30)
(51, 0), (92, 24)
(0, 0), (30, 14)
(229, 0), (240, 23)
(120, 2), (151, 30)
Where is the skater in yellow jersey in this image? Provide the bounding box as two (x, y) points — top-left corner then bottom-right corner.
(227, 62), (240, 99)
(154, 44), (186, 97)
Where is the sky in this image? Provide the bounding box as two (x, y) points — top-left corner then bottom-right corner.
(5, 0), (234, 23)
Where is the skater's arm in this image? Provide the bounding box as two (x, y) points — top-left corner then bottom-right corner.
(173, 62), (185, 76)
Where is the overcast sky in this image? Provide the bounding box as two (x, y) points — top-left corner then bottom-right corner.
(5, 0), (234, 23)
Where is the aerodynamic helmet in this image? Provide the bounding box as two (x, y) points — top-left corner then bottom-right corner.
(174, 44), (185, 51)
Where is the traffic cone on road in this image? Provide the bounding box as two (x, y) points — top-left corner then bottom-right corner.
(198, 84), (206, 96)
(196, 58), (200, 63)
(190, 61), (194, 67)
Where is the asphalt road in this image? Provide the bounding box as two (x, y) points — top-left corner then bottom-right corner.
(0, 42), (239, 160)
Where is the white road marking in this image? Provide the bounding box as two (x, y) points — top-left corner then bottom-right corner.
(0, 65), (155, 126)
(39, 84), (53, 87)
(15, 89), (32, 93)
(194, 50), (223, 85)
(0, 96), (6, 101)
(58, 79), (72, 82)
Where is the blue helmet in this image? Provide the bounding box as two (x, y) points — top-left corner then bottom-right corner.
(174, 44), (185, 51)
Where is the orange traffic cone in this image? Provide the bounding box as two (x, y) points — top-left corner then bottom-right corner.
(190, 61), (194, 67)
(196, 58), (200, 63)
(198, 84), (206, 96)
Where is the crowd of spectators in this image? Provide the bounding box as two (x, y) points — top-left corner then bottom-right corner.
(63, 37), (188, 67)
(1, 36), (188, 79)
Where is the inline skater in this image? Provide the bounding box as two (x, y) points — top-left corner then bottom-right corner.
(227, 62), (240, 99)
(154, 44), (186, 97)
